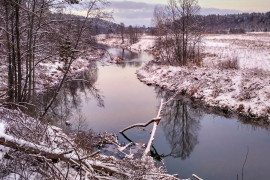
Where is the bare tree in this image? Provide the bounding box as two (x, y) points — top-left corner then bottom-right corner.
(0, 0), (110, 115)
(153, 5), (166, 37)
(154, 0), (202, 66)
(127, 25), (141, 44)
(120, 22), (125, 44)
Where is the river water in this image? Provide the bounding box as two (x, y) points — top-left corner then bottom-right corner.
(46, 48), (270, 180)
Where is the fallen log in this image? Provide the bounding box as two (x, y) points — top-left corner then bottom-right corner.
(192, 174), (203, 180)
(143, 99), (164, 157)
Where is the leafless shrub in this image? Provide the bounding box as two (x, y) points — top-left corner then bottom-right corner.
(73, 130), (95, 153)
(219, 56), (239, 70)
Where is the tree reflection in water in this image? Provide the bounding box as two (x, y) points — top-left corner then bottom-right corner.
(117, 49), (142, 68)
(156, 89), (202, 160)
(34, 61), (104, 130)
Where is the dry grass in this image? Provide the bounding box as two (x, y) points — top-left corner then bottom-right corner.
(218, 56), (239, 70)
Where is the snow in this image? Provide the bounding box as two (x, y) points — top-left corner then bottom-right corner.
(203, 33), (270, 71)
(34, 48), (105, 91)
(135, 33), (270, 123)
(130, 36), (157, 52)
(137, 63), (270, 121)
(0, 122), (5, 135)
(0, 106), (176, 179)
(96, 34), (157, 53)
(0, 48), (105, 98)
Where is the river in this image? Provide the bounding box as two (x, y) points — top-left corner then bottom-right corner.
(44, 47), (270, 180)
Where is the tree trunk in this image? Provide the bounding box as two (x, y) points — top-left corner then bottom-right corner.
(5, 2), (14, 102)
(15, 0), (22, 102)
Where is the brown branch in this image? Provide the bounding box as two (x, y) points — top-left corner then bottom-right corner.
(81, 150), (100, 160)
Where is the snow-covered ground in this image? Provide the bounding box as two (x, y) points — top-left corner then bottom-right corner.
(35, 49), (105, 91)
(96, 34), (157, 52)
(137, 33), (270, 122)
(203, 32), (270, 71)
(97, 33), (270, 71)
(0, 107), (176, 179)
(0, 48), (105, 98)
(137, 63), (270, 121)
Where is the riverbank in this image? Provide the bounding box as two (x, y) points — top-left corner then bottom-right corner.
(0, 48), (105, 101)
(135, 33), (270, 122)
(137, 62), (270, 122)
(0, 107), (178, 179)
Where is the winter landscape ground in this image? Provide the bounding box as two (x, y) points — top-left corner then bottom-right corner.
(0, 30), (269, 179)
(0, 0), (269, 178)
(0, 47), (177, 179)
(98, 33), (270, 122)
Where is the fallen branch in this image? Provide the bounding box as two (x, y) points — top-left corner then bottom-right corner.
(81, 150), (100, 160)
(0, 133), (129, 177)
(143, 99), (164, 157)
(119, 117), (161, 133)
(192, 174), (203, 180)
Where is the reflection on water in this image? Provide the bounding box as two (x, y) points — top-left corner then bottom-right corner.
(160, 98), (201, 160)
(104, 48), (143, 68)
(33, 60), (104, 130)
(34, 47), (270, 180)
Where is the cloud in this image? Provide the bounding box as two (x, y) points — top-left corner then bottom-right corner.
(108, 1), (245, 26)
(109, 1), (161, 26)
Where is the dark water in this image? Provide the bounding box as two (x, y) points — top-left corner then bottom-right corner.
(43, 48), (270, 180)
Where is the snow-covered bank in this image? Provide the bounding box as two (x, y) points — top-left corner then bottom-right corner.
(137, 63), (270, 122)
(0, 107), (178, 179)
(35, 48), (105, 92)
(0, 48), (105, 99)
(96, 34), (157, 53)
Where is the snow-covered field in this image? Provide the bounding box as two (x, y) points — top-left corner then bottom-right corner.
(136, 33), (270, 122)
(97, 33), (270, 71)
(203, 32), (270, 71)
(96, 34), (157, 52)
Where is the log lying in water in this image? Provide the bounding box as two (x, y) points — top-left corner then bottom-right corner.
(119, 99), (164, 157)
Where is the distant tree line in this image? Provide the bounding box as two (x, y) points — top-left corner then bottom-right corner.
(199, 12), (270, 33)
(112, 23), (143, 44)
(151, 11), (270, 35)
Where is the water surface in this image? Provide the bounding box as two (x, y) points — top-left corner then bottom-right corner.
(45, 48), (270, 180)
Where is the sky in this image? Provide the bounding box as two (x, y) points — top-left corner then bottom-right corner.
(107, 0), (269, 26)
